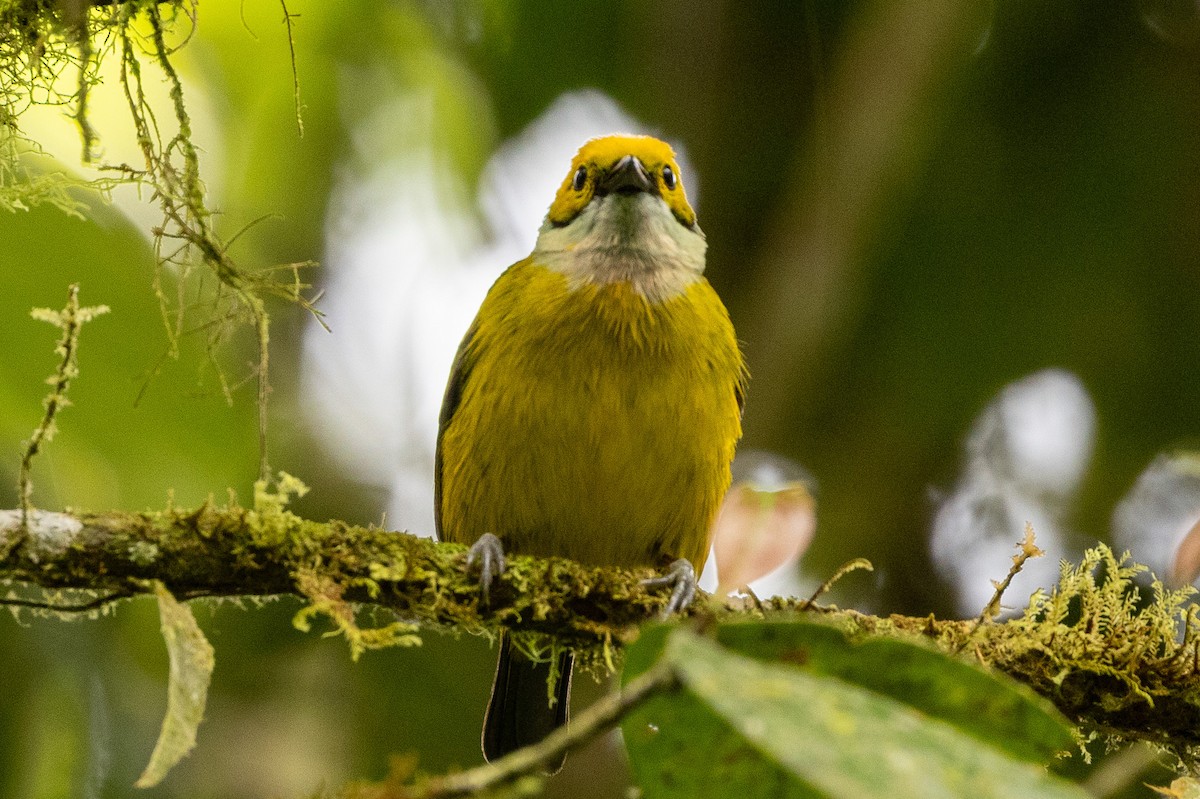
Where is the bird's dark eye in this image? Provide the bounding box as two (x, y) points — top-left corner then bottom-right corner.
(662, 165), (677, 190)
(572, 166), (588, 191)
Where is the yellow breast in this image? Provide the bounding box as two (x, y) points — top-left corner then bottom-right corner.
(436, 258), (744, 571)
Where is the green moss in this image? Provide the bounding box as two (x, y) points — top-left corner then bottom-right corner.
(951, 544), (1200, 758)
(127, 540), (158, 566)
(10, 500), (1200, 758)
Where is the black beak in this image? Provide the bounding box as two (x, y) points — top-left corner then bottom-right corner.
(596, 155), (656, 197)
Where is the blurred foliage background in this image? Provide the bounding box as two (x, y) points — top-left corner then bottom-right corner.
(1, 0), (1199, 796)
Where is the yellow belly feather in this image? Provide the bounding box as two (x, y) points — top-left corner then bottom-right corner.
(438, 258), (743, 571)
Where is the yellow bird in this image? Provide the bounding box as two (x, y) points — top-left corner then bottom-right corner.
(435, 134), (745, 765)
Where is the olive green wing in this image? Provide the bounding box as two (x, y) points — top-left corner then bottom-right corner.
(434, 258), (534, 541)
(434, 318), (479, 540)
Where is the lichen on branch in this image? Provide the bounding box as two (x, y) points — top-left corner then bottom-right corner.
(0, 496), (679, 661)
(2, 498), (1200, 761)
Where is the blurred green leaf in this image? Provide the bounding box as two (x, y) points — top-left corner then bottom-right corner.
(135, 582), (215, 788)
(0, 199), (259, 511)
(623, 626), (1084, 799)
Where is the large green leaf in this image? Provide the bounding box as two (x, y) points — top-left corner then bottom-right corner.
(622, 626), (1085, 799)
(627, 618), (1073, 763)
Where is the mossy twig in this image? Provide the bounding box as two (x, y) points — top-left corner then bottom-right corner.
(279, 0), (303, 137)
(799, 556), (874, 610)
(956, 522), (1046, 651)
(15, 284), (109, 531)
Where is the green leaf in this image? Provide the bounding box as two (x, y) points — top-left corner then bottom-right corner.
(622, 627), (1087, 799)
(731, 618), (1073, 762)
(134, 583), (215, 788)
(624, 619), (1073, 763)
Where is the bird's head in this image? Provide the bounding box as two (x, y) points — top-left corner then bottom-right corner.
(534, 135), (706, 299)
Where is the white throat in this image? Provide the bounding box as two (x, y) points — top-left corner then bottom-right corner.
(533, 193), (707, 302)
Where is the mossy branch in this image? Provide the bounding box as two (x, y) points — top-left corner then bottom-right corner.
(2, 503), (1200, 758)
(0, 502), (679, 652)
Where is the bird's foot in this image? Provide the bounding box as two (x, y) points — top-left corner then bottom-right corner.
(466, 533), (507, 605)
(641, 558), (698, 619)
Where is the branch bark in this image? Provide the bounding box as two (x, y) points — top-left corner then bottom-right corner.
(0, 504), (704, 649)
(3, 504), (1200, 756)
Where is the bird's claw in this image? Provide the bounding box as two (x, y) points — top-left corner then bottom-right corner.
(640, 558), (698, 619)
(466, 533), (507, 605)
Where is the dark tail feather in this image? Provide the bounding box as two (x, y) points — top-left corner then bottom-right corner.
(482, 632), (573, 771)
